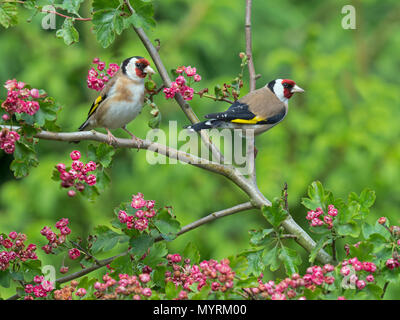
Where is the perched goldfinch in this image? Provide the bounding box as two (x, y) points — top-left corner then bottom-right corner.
(187, 79), (304, 136)
(78, 56), (156, 145)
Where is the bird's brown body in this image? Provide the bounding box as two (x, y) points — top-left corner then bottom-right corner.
(187, 79), (304, 137)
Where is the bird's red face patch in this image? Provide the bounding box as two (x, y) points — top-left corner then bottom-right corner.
(135, 58), (150, 78)
(281, 79), (296, 99)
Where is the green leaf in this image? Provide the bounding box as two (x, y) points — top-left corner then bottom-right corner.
(141, 242), (168, 268)
(359, 189), (376, 209)
(336, 221), (360, 238)
(190, 284), (210, 300)
(10, 139), (39, 178)
(279, 246), (301, 276)
(249, 228), (275, 247)
(243, 250), (264, 276)
(92, 0), (127, 48)
(129, 233), (154, 257)
(183, 242), (200, 265)
(153, 209), (181, 241)
(110, 254), (133, 274)
(362, 222), (375, 240)
(61, 0), (84, 15)
(94, 169), (110, 193)
(56, 18), (79, 45)
(261, 199), (288, 229)
(364, 284), (383, 300)
(91, 225), (128, 254)
(165, 281), (180, 299)
(301, 181), (329, 211)
(148, 112), (161, 129)
(349, 242), (374, 261)
(21, 260), (42, 282)
(153, 265), (167, 289)
(228, 255), (248, 277)
(309, 235), (330, 263)
(0, 270), (11, 288)
(96, 143), (115, 167)
(0, 3), (18, 28)
(262, 245), (280, 271)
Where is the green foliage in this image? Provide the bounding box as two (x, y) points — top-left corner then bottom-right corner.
(0, 0), (399, 300)
(0, 3), (18, 28)
(56, 18), (79, 46)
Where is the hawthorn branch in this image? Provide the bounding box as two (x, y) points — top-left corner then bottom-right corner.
(245, 0), (257, 92)
(123, 0), (224, 164)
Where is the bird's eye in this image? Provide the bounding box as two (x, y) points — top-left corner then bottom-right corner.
(283, 83), (288, 88)
(135, 63), (140, 68)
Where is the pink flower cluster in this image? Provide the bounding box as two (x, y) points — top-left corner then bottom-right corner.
(56, 150), (97, 197)
(87, 58), (120, 91)
(40, 218), (72, 254)
(386, 258), (400, 270)
(93, 268), (153, 300)
(164, 255), (235, 299)
(340, 257), (376, 289)
(0, 232), (37, 271)
(163, 66), (201, 101)
(0, 128), (20, 154)
(245, 264), (335, 300)
(24, 275), (54, 300)
(1, 79), (40, 116)
(306, 204), (338, 229)
(118, 193), (156, 231)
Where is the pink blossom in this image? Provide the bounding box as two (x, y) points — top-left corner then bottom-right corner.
(76, 288), (87, 297)
(139, 273), (151, 283)
(118, 210), (128, 223)
(141, 288), (152, 297)
(185, 66), (197, 77)
(68, 248), (81, 260)
(70, 150), (81, 161)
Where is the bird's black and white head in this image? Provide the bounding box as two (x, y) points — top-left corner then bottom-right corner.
(121, 56), (156, 81)
(267, 79), (304, 104)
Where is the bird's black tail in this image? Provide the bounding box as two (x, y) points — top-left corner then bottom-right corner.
(78, 119), (90, 131)
(185, 119), (223, 132)
(71, 120), (90, 144)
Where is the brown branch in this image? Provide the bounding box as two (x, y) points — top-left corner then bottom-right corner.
(245, 0), (256, 92)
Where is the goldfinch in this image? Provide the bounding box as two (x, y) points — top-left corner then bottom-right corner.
(187, 79), (304, 136)
(78, 56), (156, 145)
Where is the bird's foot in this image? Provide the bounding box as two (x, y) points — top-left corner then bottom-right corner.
(106, 129), (118, 146)
(122, 127), (143, 151)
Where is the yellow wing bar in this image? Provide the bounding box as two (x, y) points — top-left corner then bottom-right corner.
(230, 116), (266, 124)
(88, 95), (103, 117)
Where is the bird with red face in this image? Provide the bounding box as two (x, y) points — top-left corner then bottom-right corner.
(187, 79), (304, 136)
(78, 56), (156, 145)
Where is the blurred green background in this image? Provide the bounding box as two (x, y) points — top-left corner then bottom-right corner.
(0, 0), (399, 298)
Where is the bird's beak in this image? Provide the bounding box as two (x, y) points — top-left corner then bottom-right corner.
(144, 65), (156, 75)
(291, 85), (305, 93)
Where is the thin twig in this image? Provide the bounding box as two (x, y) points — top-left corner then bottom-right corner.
(3, 0), (92, 21)
(70, 240), (101, 265)
(381, 281), (389, 299)
(245, 0), (256, 92)
(194, 91), (234, 104)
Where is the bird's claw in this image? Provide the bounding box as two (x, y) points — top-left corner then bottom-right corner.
(106, 131), (118, 147)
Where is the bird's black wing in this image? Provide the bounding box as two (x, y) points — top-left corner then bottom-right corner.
(204, 101), (276, 124)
